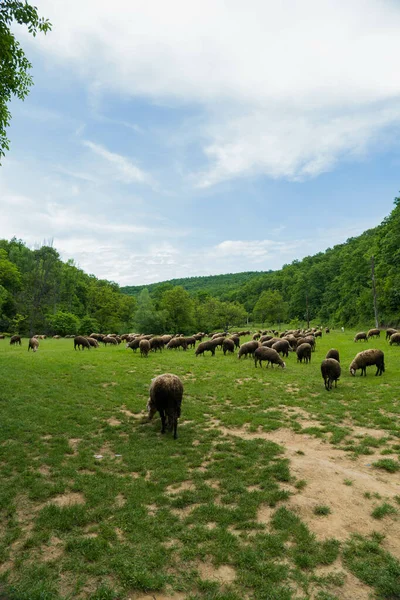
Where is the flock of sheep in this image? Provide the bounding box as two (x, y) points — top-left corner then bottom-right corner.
(4, 325), (398, 438)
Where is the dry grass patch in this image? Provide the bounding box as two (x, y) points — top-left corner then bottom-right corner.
(166, 481), (195, 495)
(50, 492), (85, 507)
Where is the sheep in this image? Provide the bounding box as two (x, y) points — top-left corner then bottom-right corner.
(126, 337), (142, 352)
(230, 335), (240, 349)
(10, 335), (22, 346)
(183, 336), (196, 349)
(386, 328), (398, 341)
(254, 346), (286, 369)
(238, 340), (260, 359)
(367, 328), (381, 339)
(222, 338), (235, 355)
(326, 348), (340, 362)
(261, 337), (281, 348)
(314, 330), (322, 338)
(260, 335), (274, 343)
(0, 334), (5, 339)
(296, 343), (312, 364)
(52, 335), (61, 339)
(252, 333), (261, 340)
(211, 336), (225, 350)
(349, 349), (385, 376)
(147, 373), (183, 439)
(389, 332), (400, 346)
(354, 332), (367, 342)
(166, 338), (187, 351)
(139, 339), (151, 357)
(74, 336), (91, 350)
(28, 337), (39, 352)
(325, 327), (330, 334)
(102, 336), (118, 346)
(272, 339), (291, 358)
(150, 336), (165, 352)
(86, 337), (99, 348)
(321, 358), (341, 390)
(195, 340), (217, 356)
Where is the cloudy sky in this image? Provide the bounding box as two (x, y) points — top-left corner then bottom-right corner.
(1, 0), (400, 285)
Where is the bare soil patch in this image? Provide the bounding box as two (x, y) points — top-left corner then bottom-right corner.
(107, 417), (121, 426)
(197, 561), (236, 584)
(166, 481), (195, 495)
(50, 492), (85, 507)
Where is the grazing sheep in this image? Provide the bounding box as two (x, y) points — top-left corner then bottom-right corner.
(321, 359), (341, 390)
(261, 337), (281, 348)
(296, 343), (312, 364)
(28, 337), (39, 352)
(10, 335), (21, 346)
(230, 335), (240, 349)
(211, 336), (225, 350)
(386, 328), (398, 341)
(52, 335), (61, 339)
(139, 339), (151, 357)
(238, 340), (260, 359)
(325, 328), (330, 334)
(195, 340), (217, 356)
(126, 338), (142, 352)
(147, 373), (183, 439)
(162, 334), (173, 345)
(389, 332), (400, 346)
(222, 339), (235, 355)
(252, 332), (261, 340)
(102, 336), (118, 346)
(183, 336), (196, 349)
(150, 336), (165, 352)
(354, 332), (367, 342)
(74, 336), (91, 350)
(367, 328), (381, 339)
(166, 338), (187, 351)
(326, 348), (340, 362)
(272, 339), (290, 358)
(86, 337), (99, 348)
(314, 330), (322, 338)
(349, 349), (385, 376)
(0, 334), (5, 339)
(254, 346), (286, 369)
(260, 335), (274, 343)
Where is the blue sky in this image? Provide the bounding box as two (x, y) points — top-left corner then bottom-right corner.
(1, 0), (400, 285)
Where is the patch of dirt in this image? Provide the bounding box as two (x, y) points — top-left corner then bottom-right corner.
(192, 439), (201, 446)
(257, 505), (275, 525)
(166, 481), (195, 494)
(286, 384), (300, 393)
(107, 417), (121, 426)
(68, 438), (81, 453)
(129, 593), (187, 600)
(197, 562), (236, 583)
(38, 464), (51, 476)
(115, 527), (125, 541)
(147, 504), (158, 516)
(101, 382), (118, 388)
(41, 536), (64, 561)
(171, 504), (200, 518)
(120, 407), (141, 418)
(50, 492), (85, 507)
(115, 494), (126, 508)
(314, 562), (372, 600)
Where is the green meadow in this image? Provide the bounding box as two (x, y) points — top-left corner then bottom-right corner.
(0, 331), (400, 599)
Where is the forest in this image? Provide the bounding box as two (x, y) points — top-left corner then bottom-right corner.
(1, 196), (400, 336)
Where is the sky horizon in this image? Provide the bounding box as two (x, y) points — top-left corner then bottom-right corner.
(2, 1), (400, 286)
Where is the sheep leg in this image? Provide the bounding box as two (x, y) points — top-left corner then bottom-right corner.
(160, 410), (166, 434)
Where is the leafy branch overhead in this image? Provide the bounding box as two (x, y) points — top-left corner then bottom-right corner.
(0, 1), (51, 160)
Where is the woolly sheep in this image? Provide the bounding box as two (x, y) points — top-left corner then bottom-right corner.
(326, 348), (340, 362)
(296, 343), (312, 364)
(389, 333), (400, 346)
(222, 338), (235, 355)
(349, 349), (385, 376)
(254, 346), (286, 369)
(367, 328), (381, 339)
(321, 358), (341, 390)
(238, 340), (260, 359)
(10, 335), (21, 346)
(272, 339), (290, 357)
(74, 336), (91, 350)
(28, 337), (39, 352)
(139, 339), (151, 357)
(354, 332), (367, 342)
(386, 328), (397, 341)
(147, 373), (183, 439)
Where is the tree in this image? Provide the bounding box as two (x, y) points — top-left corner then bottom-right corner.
(253, 290), (287, 325)
(160, 286), (194, 333)
(0, 1), (51, 160)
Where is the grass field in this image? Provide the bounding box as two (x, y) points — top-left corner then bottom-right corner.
(0, 331), (399, 599)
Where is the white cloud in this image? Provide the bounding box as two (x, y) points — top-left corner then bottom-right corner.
(82, 140), (150, 185)
(27, 1), (400, 183)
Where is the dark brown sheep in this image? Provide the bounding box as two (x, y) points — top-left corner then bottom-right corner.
(354, 332), (367, 342)
(10, 335), (21, 346)
(150, 336), (165, 352)
(272, 339), (290, 357)
(86, 337), (99, 348)
(321, 358), (341, 390)
(386, 328), (397, 341)
(126, 338), (142, 352)
(254, 346), (286, 369)
(238, 340), (260, 359)
(102, 336), (118, 346)
(74, 336), (91, 350)
(326, 348), (340, 362)
(296, 343), (312, 364)
(139, 339), (151, 357)
(147, 373), (183, 439)
(195, 340), (217, 356)
(367, 328), (381, 339)
(222, 339), (235, 355)
(350, 349), (385, 376)
(389, 333), (400, 346)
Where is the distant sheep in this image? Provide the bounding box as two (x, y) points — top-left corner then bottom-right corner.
(147, 373), (183, 439)
(230, 335), (240, 349)
(195, 340), (217, 356)
(349, 349), (385, 376)
(10, 335), (21, 346)
(74, 336), (91, 350)
(28, 337), (39, 352)
(296, 343), (312, 364)
(126, 338), (141, 352)
(321, 358), (341, 390)
(326, 348), (340, 362)
(166, 338), (187, 351)
(386, 328), (397, 341)
(389, 333), (400, 346)
(139, 339), (151, 357)
(354, 332), (367, 342)
(102, 336), (118, 346)
(367, 328), (381, 339)
(238, 340), (260, 359)
(272, 339), (290, 358)
(150, 336), (165, 352)
(254, 346), (286, 369)
(86, 337), (99, 348)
